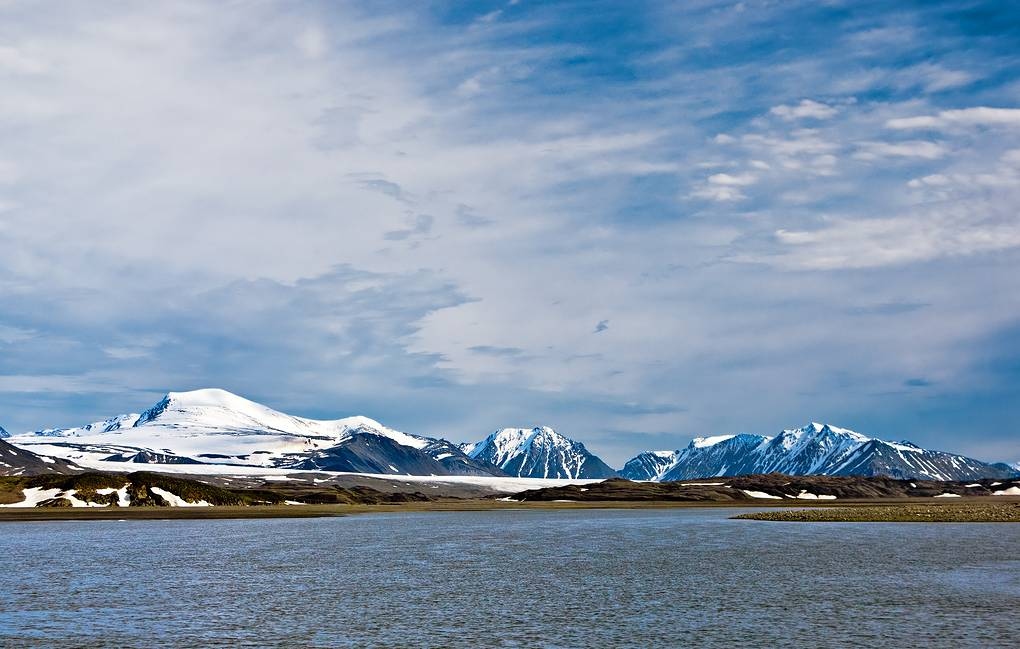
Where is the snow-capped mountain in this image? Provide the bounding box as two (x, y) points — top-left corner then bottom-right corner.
(632, 423), (1018, 482)
(619, 451), (680, 481)
(462, 427), (618, 479)
(0, 424), (9, 438)
(8, 389), (502, 477)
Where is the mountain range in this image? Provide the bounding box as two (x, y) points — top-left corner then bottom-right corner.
(620, 423), (1017, 482)
(2, 389), (1017, 481)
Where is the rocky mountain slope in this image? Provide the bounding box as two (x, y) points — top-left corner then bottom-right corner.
(0, 438), (82, 476)
(0, 470), (434, 508)
(462, 427), (618, 479)
(619, 451), (680, 481)
(627, 423), (1017, 482)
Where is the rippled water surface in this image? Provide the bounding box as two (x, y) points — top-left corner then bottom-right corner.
(2, 509), (1018, 647)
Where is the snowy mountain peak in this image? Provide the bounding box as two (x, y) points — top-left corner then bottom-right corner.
(0, 424), (9, 439)
(784, 422), (870, 442)
(691, 435), (736, 448)
(463, 426), (617, 479)
(137, 388), (284, 427)
(774, 423), (870, 453)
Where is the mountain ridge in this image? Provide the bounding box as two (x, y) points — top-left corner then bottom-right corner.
(622, 423), (1016, 482)
(5, 391), (1016, 481)
(462, 426), (618, 479)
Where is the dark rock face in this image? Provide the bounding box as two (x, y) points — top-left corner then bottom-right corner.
(829, 440), (1018, 481)
(0, 439), (81, 476)
(102, 451), (204, 464)
(619, 452), (678, 481)
(288, 433), (503, 476)
(420, 439), (507, 477)
(658, 434), (770, 481)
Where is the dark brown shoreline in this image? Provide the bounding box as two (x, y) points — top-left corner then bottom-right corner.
(3, 496), (1019, 522)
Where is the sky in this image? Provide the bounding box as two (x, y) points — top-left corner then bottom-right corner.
(1, 0), (1018, 466)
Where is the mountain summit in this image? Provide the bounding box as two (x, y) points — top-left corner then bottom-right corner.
(623, 422), (1016, 482)
(462, 427), (618, 479)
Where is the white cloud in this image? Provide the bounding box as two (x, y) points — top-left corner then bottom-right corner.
(688, 172), (757, 201)
(854, 140), (947, 160)
(690, 185), (747, 201)
(772, 203), (1020, 270)
(0, 46), (47, 75)
(770, 99), (838, 121)
(296, 26), (327, 59)
(887, 107), (1020, 130)
(708, 172), (757, 186)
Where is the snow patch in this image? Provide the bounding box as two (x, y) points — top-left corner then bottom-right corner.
(741, 489), (782, 499)
(796, 491), (837, 500)
(149, 486), (210, 507)
(0, 487), (61, 508)
(692, 435), (735, 448)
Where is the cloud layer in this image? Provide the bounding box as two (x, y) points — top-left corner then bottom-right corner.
(1, 1), (1018, 464)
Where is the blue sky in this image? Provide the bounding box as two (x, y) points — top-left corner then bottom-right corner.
(0, 0), (1018, 465)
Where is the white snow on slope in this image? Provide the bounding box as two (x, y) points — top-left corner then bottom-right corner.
(0, 487), (113, 508)
(9, 388), (433, 468)
(741, 490), (782, 499)
(992, 486), (1020, 496)
(0, 487), (61, 507)
(149, 486), (210, 507)
(692, 435), (736, 448)
(97, 485), (132, 507)
(796, 491), (837, 500)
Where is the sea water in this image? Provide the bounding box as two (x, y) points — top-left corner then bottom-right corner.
(1, 509), (1017, 647)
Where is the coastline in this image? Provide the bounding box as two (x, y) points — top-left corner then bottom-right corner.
(3, 496), (1019, 522)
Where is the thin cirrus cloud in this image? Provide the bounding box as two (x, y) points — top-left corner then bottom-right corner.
(0, 1), (1018, 465)
(887, 107), (1020, 130)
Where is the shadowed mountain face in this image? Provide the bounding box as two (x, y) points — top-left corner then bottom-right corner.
(0, 438), (81, 476)
(619, 451), (680, 481)
(627, 424), (1018, 482)
(0, 425), (9, 439)
(462, 427), (618, 479)
(289, 433), (505, 476)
